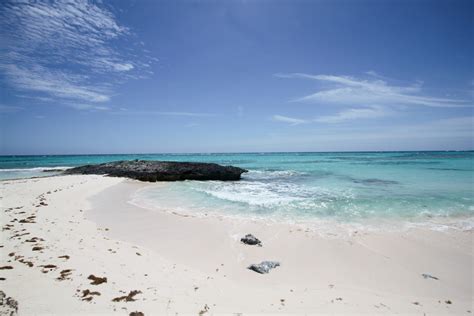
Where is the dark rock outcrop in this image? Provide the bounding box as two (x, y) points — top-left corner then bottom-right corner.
(241, 234), (262, 246)
(247, 261), (280, 274)
(64, 160), (247, 182)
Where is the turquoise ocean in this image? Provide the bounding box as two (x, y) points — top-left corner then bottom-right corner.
(1, 152), (473, 231)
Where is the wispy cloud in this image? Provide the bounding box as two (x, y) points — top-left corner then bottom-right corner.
(272, 114), (307, 125)
(275, 73), (470, 108)
(0, 105), (24, 114)
(0, 0), (153, 106)
(365, 70), (379, 77)
(68, 103), (111, 111)
(112, 109), (216, 117)
(273, 106), (390, 125)
(262, 116), (473, 151)
(155, 111), (216, 117)
(3, 64), (110, 103)
(314, 105), (390, 123)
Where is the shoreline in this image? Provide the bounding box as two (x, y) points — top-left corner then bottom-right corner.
(127, 181), (474, 237)
(1, 175), (473, 314)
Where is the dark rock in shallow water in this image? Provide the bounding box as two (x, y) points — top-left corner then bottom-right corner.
(248, 261), (280, 274)
(241, 234), (262, 246)
(64, 160), (247, 182)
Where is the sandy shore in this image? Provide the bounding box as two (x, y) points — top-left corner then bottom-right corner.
(1, 175), (473, 315)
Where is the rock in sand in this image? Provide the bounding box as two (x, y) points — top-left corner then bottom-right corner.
(241, 234), (262, 246)
(247, 261), (280, 274)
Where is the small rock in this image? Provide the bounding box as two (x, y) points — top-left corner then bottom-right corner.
(422, 273), (439, 280)
(247, 261), (280, 274)
(0, 290), (18, 315)
(240, 234), (262, 246)
(198, 304), (210, 315)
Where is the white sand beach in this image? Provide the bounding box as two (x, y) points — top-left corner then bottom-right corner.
(1, 175), (473, 315)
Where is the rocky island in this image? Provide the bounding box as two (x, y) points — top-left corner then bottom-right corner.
(64, 160), (247, 182)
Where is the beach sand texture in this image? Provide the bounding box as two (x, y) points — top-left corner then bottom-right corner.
(1, 175), (473, 315)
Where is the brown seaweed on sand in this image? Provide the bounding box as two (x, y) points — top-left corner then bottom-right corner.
(25, 237), (44, 243)
(39, 264), (57, 273)
(57, 269), (73, 281)
(18, 259), (34, 267)
(82, 289), (101, 297)
(88, 274), (107, 285)
(112, 290), (142, 302)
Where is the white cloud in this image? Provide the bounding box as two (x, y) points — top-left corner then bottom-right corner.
(0, 0), (154, 105)
(272, 115), (307, 125)
(3, 64), (110, 103)
(155, 111), (216, 117)
(272, 106), (390, 125)
(275, 73), (470, 108)
(263, 116), (473, 151)
(112, 109), (216, 117)
(68, 103), (111, 111)
(314, 106), (390, 123)
(0, 105), (24, 113)
(365, 70), (379, 77)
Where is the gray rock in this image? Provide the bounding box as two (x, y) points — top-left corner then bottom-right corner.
(64, 160), (247, 182)
(241, 234), (262, 246)
(422, 273), (439, 280)
(247, 261), (280, 274)
(0, 290), (18, 316)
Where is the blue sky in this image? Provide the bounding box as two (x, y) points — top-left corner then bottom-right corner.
(0, 0), (472, 154)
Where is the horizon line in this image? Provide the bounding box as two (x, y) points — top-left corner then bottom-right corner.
(1, 149), (473, 157)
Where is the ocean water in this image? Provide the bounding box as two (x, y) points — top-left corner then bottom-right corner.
(1, 152), (473, 231)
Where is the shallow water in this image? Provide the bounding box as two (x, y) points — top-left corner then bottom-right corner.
(1, 152), (473, 230)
